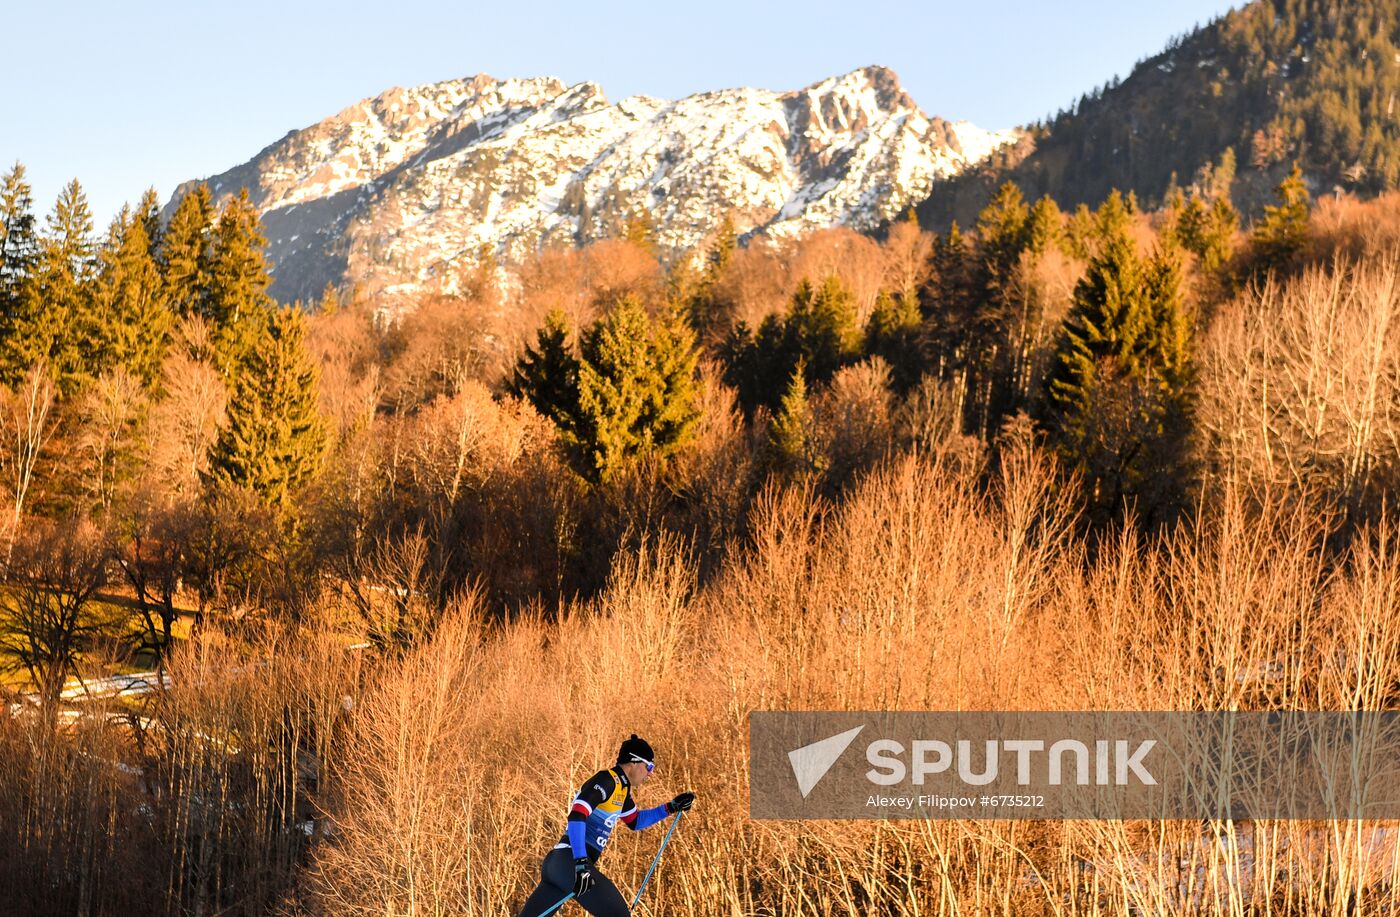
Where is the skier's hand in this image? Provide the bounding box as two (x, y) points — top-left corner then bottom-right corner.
(573, 858), (594, 898)
(666, 791), (696, 814)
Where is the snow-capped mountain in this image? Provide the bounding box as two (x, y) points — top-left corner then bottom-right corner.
(173, 67), (1017, 304)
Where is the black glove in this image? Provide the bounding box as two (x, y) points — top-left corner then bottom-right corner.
(666, 791), (696, 814)
(573, 858), (594, 898)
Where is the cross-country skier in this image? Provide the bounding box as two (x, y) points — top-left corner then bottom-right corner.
(517, 734), (696, 917)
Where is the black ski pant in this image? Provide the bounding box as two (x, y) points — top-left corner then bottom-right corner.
(518, 847), (629, 917)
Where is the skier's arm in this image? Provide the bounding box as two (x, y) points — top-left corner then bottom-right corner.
(566, 819), (588, 857)
(623, 792), (696, 830)
(622, 804), (669, 831)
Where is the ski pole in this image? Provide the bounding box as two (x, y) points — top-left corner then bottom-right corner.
(537, 891), (575, 917)
(631, 809), (684, 910)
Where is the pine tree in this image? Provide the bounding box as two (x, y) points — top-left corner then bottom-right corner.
(686, 214), (739, 345)
(207, 306), (326, 505)
(1196, 146), (1236, 202)
(1176, 194), (1238, 274)
(7, 180), (99, 391)
(1063, 204), (1098, 260)
(918, 221), (978, 419)
(573, 296), (699, 481)
(767, 361), (822, 477)
(864, 289), (923, 393)
(782, 275), (863, 387)
(135, 187), (164, 261)
(1025, 196), (1064, 256)
(513, 298), (701, 482)
(640, 303), (702, 455)
(704, 214), (737, 284)
(934, 186), (1042, 438)
(0, 164), (39, 376)
(1094, 191), (1134, 248)
(976, 182), (1031, 287)
(49, 177), (99, 337)
(161, 184), (213, 319)
(1251, 162), (1311, 271)
(1042, 218), (1194, 526)
(93, 209), (172, 387)
(1044, 230), (1139, 428)
(923, 221), (976, 320)
(719, 319), (763, 417)
(206, 189), (273, 373)
(0, 164), (38, 299)
(621, 210), (658, 256)
(723, 274), (863, 417)
(316, 282), (342, 315)
(507, 308), (580, 435)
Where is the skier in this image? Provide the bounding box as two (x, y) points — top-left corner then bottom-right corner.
(517, 734), (695, 917)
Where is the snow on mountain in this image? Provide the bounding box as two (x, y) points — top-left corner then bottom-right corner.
(172, 67), (1017, 305)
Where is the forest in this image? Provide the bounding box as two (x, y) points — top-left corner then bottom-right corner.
(3, 151), (1400, 914)
(916, 0), (1400, 230)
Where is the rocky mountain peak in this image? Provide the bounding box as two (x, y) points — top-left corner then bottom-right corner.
(172, 68), (1017, 305)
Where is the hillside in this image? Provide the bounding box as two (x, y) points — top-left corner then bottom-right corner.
(169, 67), (1015, 305)
(916, 0), (1400, 228)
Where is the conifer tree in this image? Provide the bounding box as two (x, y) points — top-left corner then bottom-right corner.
(0, 164), (39, 377)
(704, 214), (737, 284)
(723, 274), (862, 416)
(923, 221), (976, 321)
(621, 210), (658, 256)
(1042, 217), (1194, 526)
(206, 190), (273, 373)
(0, 164), (38, 309)
(917, 221), (979, 420)
(507, 308), (580, 436)
(7, 180), (99, 391)
(573, 298), (653, 475)
(207, 306), (326, 505)
(1204, 147), (1237, 202)
(1025, 196), (1064, 256)
(1094, 191), (1134, 247)
(317, 282), (341, 315)
(767, 361), (822, 477)
(864, 289), (923, 393)
(161, 184), (213, 319)
(572, 296), (699, 481)
(1063, 204), (1098, 260)
(718, 320), (762, 414)
(781, 275), (862, 384)
(1251, 162), (1311, 271)
(929, 187), (1044, 438)
(135, 187), (164, 261)
(50, 177), (99, 333)
(686, 214), (739, 345)
(512, 298), (701, 482)
(976, 182), (1031, 287)
(93, 209), (172, 387)
(1176, 194), (1238, 274)
(640, 304), (702, 454)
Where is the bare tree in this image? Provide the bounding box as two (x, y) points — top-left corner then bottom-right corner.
(339, 526), (444, 648)
(112, 494), (192, 669)
(880, 216), (933, 300)
(1198, 256), (1400, 510)
(146, 322), (227, 498)
(75, 367), (148, 513)
(0, 365), (56, 543)
(0, 518), (107, 713)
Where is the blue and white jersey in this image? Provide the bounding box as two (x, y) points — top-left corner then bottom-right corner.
(556, 767), (637, 858)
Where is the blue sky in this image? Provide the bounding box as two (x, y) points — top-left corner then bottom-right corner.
(4, 0), (1238, 227)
